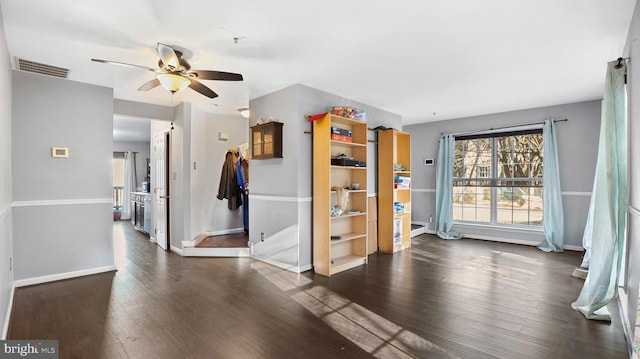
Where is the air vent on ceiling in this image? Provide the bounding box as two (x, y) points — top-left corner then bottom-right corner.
(17, 58), (70, 79)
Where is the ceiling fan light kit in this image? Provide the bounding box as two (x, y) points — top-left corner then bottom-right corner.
(157, 73), (190, 93)
(92, 42), (243, 99)
(238, 108), (250, 118)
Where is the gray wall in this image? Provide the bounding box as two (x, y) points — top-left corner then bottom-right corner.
(249, 85), (303, 270)
(113, 140), (150, 190)
(249, 84), (401, 271)
(12, 71), (114, 280)
(0, 4), (13, 338)
(405, 100), (601, 248)
(620, 0), (640, 350)
(169, 102), (189, 250)
(114, 99), (173, 122)
(202, 112), (247, 233)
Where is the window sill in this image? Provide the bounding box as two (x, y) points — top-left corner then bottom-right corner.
(452, 221), (544, 233)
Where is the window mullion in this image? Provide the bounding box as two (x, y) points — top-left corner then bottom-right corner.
(491, 137), (497, 224)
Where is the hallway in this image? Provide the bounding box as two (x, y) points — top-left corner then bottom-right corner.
(6, 221), (628, 358)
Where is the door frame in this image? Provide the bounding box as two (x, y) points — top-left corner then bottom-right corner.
(152, 130), (170, 250)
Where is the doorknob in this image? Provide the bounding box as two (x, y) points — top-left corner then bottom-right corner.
(159, 195), (170, 199)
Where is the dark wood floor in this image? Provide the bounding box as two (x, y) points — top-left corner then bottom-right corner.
(196, 232), (249, 248)
(8, 222), (628, 358)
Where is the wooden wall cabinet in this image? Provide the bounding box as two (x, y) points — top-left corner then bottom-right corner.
(378, 129), (411, 253)
(251, 122), (283, 159)
(313, 113), (368, 276)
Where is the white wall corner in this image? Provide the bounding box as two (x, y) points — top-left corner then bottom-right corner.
(615, 288), (634, 357)
(2, 284), (15, 340)
(170, 245), (184, 256)
(182, 240), (197, 248)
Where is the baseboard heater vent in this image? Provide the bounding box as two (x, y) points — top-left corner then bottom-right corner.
(16, 58), (70, 79)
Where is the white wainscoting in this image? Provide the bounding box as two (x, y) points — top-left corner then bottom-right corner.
(250, 195), (312, 273)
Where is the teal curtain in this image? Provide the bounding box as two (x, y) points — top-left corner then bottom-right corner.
(580, 169), (598, 268)
(571, 59), (628, 321)
(538, 119), (564, 252)
(435, 135), (462, 239)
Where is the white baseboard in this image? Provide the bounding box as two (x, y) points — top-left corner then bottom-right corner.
(183, 228), (246, 248)
(428, 232), (584, 252)
(2, 284), (15, 339)
(253, 256), (312, 273)
(411, 226), (425, 237)
(183, 247), (250, 257)
(170, 245), (184, 256)
(563, 245), (584, 252)
(14, 265), (116, 288)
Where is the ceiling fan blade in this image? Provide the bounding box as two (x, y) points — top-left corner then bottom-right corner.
(190, 70), (243, 81)
(138, 78), (161, 91)
(157, 43), (180, 70)
(189, 79), (218, 98)
(91, 58), (158, 73)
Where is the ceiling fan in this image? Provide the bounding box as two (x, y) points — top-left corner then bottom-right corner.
(91, 43), (243, 99)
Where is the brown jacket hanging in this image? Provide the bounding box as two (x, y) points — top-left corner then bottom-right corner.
(217, 151), (242, 210)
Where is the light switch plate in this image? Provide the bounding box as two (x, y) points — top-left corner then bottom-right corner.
(52, 147), (69, 158)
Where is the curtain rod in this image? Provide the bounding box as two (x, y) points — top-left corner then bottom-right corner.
(615, 57), (630, 69)
(441, 118), (568, 137)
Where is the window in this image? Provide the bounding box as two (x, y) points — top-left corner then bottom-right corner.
(477, 165), (490, 178)
(452, 130), (543, 226)
(113, 158), (125, 209)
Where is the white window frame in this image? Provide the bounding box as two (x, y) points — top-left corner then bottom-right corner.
(452, 130), (543, 228)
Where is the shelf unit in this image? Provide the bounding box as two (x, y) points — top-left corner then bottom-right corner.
(378, 129), (412, 253)
(313, 113), (368, 276)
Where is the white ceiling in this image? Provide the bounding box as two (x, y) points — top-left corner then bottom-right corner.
(0, 0), (636, 126)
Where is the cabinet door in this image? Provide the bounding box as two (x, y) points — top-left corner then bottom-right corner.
(263, 130), (274, 156)
(131, 199), (136, 225)
(251, 123), (283, 159)
(252, 128), (263, 158)
(136, 202), (144, 229)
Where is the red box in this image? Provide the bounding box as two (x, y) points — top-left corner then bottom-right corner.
(331, 133), (353, 142)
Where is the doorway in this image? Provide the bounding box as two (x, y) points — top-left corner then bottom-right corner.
(112, 115), (153, 242)
(152, 131), (170, 250)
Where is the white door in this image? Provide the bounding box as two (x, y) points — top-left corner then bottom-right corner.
(154, 131), (169, 250)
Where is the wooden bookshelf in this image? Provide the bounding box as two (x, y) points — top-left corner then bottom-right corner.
(313, 113), (368, 276)
(378, 129), (412, 253)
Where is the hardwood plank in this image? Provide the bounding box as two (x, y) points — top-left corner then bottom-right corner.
(196, 233), (248, 248)
(7, 224), (628, 359)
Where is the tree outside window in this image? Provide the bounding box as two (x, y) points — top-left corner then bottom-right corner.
(452, 131), (543, 226)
